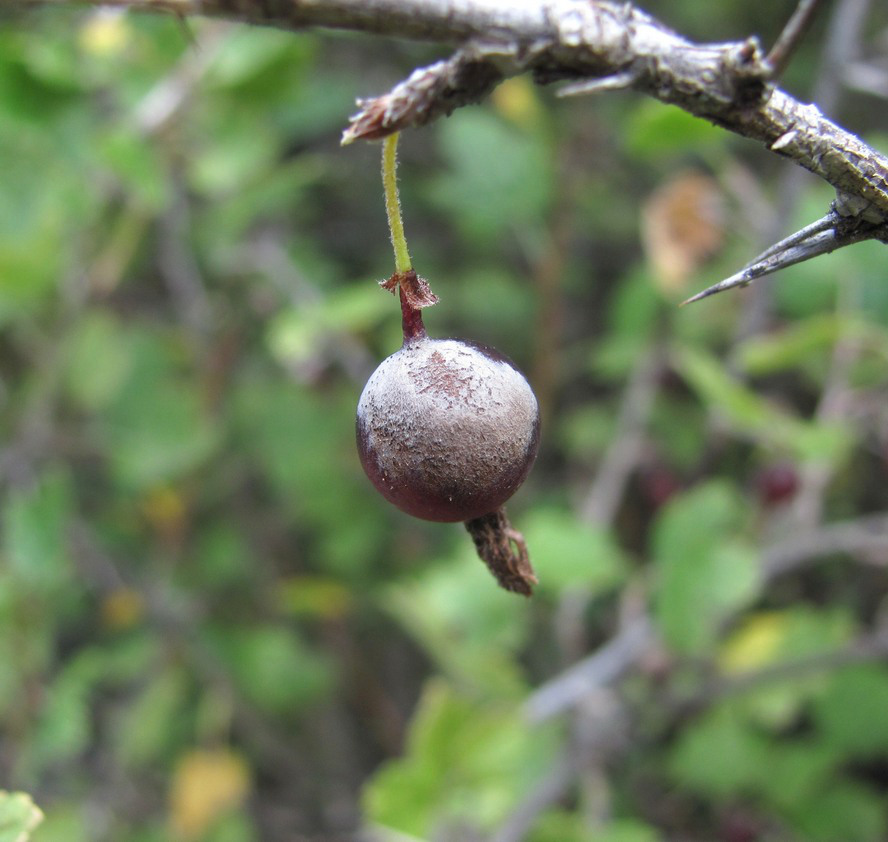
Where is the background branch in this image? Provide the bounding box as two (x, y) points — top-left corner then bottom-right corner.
(17, 0), (888, 227)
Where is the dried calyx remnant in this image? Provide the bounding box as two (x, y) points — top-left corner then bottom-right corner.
(355, 134), (540, 595)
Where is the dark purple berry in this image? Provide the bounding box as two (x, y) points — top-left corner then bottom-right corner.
(356, 335), (540, 523)
(755, 462), (799, 506)
(640, 464), (681, 509)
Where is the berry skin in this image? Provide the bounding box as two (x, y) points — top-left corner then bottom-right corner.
(755, 462), (799, 506)
(356, 336), (540, 523)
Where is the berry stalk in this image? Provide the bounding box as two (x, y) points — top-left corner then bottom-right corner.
(382, 132), (412, 274)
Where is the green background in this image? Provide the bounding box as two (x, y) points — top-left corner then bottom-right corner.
(2, 2), (888, 840)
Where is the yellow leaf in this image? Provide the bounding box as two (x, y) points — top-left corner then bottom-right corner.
(641, 169), (725, 296)
(169, 749), (250, 841)
(277, 575), (352, 620)
(719, 612), (786, 674)
(78, 10), (131, 56)
(491, 78), (543, 130)
(141, 485), (188, 544)
(101, 587), (145, 631)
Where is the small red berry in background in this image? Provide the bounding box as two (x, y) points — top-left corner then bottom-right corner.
(755, 461), (799, 506)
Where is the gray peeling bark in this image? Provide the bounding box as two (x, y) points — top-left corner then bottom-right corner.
(336, 1), (888, 224)
(23, 0), (888, 232)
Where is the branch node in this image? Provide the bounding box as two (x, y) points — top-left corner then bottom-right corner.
(341, 47), (505, 144)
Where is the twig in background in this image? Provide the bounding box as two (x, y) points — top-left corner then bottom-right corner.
(489, 748), (577, 842)
(844, 61), (888, 98)
(790, 278), (868, 528)
(524, 617), (654, 724)
(526, 509), (888, 725)
(812, 0), (873, 111)
(551, 346), (660, 672)
(133, 22), (230, 134)
(762, 513), (888, 578)
(157, 184), (213, 341)
(675, 626), (888, 713)
(239, 235), (376, 384)
(765, 0), (827, 79)
(578, 345), (662, 526)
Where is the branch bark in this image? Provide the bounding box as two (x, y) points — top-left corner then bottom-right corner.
(23, 0), (888, 224)
(14, 0), (888, 307)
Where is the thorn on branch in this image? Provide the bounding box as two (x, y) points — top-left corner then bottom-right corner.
(682, 209), (888, 305)
(556, 70), (639, 98)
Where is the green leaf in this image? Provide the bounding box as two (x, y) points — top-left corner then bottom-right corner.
(759, 743), (838, 811)
(531, 815), (661, 842)
(234, 380), (363, 525)
(276, 576), (351, 620)
(677, 345), (778, 428)
(206, 28), (297, 87)
(205, 625), (333, 715)
(786, 782), (887, 842)
(197, 156), (324, 246)
(31, 668), (94, 769)
(669, 704), (771, 798)
(364, 679), (557, 838)
(3, 469), (73, 591)
(560, 404), (620, 460)
(187, 524), (252, 590)
(719, 607), (855, 729)
(187, 112), (279, 197)
(385, 549), (530, 696)
(521, 508), (627, 593)
(607, 268), (663, 343)
(675, 345), (852, 462)
(102, 333), (221, 489)
(590, 821), (662, 842)
(648, 397), (707, 470)
(266, 285), (393, 368)
(232, 376), (387, 577)
(653, 482), (759, 653)
(625, 100), (725, 159)
(735, 314), (888, 385)
(812, 665), (888, 757)
(63, 310), (132, 411)
(429, 110), (553, 239)
(0, 792), (43, 842)
(734, 314), (844, 376)
(117, 667), (190, 769)
(25, 802), (86, 842)
(99, 127), (169, 211)
(25, 638), (160, 779)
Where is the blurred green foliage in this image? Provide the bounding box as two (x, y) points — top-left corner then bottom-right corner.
(2, 3), (888, 841)
(0, 791), (43, 841)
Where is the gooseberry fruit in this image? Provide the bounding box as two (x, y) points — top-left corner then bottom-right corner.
(355, 272), (540, 595)
(356, 335), (540, 523)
